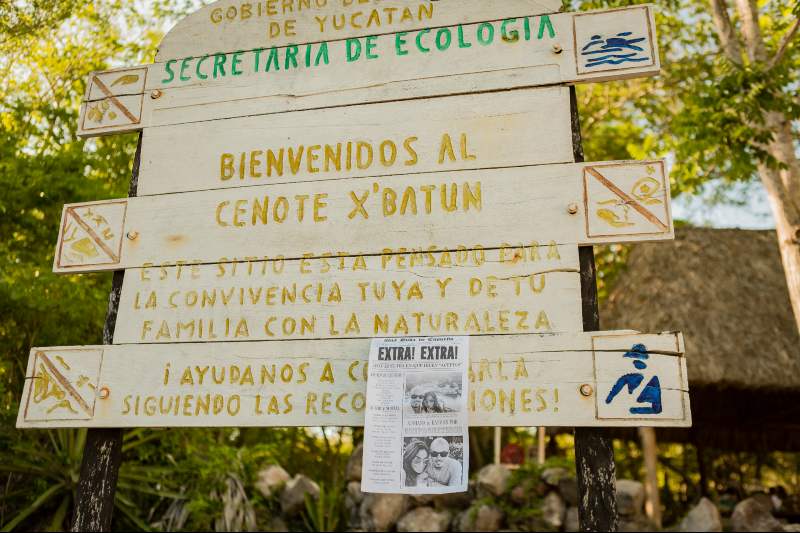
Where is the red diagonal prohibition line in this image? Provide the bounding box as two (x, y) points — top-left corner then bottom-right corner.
(36, 351), (93, 416)
(91, 75), (139, 124)
(66, 207), (120, 263)
(586, 167), (668, 231)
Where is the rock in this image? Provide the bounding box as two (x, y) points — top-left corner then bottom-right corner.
(397, 507), (451, 532)
(458, 504), (504, 532)
(347, 443), (364, 482)
(731, 497), (784, 532)
(279, 475), (320, 516)
(254, 465), (290, 498)
(360, 494), (410, 532)
(411, 494), (435, 507)
(541, 467), (571, 487)
(345, 482), (365, 530)
(616, 480), (645, 517)
(619, 515), (655, 532)
(679, 498), (723, 532)
(472, 505), (504, 532)
(542, 491), (567, 529)
(559, 477), (579, 507)
(783, 525), (800, 532)
(262, 516), (288, 532)
(510, 485), (528, 505)
(346, 481), (365, 506)
(565, 507), (579, 532)
(431, 491), (472, 511)
(476, 464), (512, 498)
(751, 492), (775, 513)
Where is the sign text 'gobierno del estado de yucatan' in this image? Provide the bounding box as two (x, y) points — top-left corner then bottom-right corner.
(78, 4), (659, 135)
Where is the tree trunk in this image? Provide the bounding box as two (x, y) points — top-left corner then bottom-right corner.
(760, 171), (800, 333)
(758, 111), (800, 334)
(708, 1), (800, 333)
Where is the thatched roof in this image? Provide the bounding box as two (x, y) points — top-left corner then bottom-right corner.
(602, 227), (800, 392)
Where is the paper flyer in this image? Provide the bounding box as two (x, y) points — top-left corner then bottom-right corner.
(361, 336), (469, 494)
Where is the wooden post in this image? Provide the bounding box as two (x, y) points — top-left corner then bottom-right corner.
(494, 427), (502, 465)
(639, 427), (662, 529)
(571, 86), (620, 532)
(537, 427), (547, 465)
(71, 134), (141, 532)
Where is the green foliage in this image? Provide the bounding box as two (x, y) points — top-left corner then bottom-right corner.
(302, 482), (345, 533)
(0, 2), (214, 530)
(569, 0), (800, 198)
(0, 0), (80, 41)
(565, 0), (800, 297)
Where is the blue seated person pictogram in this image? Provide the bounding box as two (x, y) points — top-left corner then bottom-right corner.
(581, 32), (649, 68)
(604, 344), (662, 415)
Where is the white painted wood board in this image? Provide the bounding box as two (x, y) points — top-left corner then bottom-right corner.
(138, 88), (573, 196)
(52, 160), (673, 274)
(155, 0), (563, 61)
(114, 246), (582, 343)
(17, 331), (691, 429)
(78, 6), (660, 137)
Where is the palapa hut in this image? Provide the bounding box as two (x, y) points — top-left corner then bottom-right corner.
(602, 227), (800, 451)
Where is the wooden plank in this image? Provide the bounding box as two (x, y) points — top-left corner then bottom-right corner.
(16, 331), (691, 429)
(78, 6), (660, 137)
(138, 88), (574, 196)
(52, 160), (673, 274)
(113, 246), (583, 343)
(155, 0), (563, 61)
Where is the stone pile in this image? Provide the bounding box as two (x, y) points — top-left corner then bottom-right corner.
(337, 445), (644, 532)
(253, 447), (800, 532)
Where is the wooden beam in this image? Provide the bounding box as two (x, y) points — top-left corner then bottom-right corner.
(114, 246), (584, 344)
(155, 0), (564, 61)
(52, 160), (673, 274)
(136, 88), (574, 196)
(78, 6), (660, 137)
(18, 331), (690, 429)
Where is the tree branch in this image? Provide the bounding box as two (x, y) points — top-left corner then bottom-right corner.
(709, 0), (743, 65)
(736, 0), (768, 62)
(768, 17), (800, 70)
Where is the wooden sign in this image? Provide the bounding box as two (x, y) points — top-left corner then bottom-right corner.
(114, 245), (582, 343)
(17, 331), (690, 429)
(138, 87), (573, 196)
(53, 160), (672, 273)
(155, 0), (563, 61)
(78, 5), (660, 136)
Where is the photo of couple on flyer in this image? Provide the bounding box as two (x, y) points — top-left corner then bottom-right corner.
(404, 372), (463, 415)
(401, 436), (465, 488)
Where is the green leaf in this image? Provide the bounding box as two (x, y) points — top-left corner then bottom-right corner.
(1, 482), (65, 532)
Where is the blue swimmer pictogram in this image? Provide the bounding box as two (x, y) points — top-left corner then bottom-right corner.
(604, 344), (663, 415)
(581, 32), (650, 68)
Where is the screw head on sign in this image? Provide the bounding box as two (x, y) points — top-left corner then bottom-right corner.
(580, 384), (594, 397)
(568, 203), (579, 215)
(552, 44), (563, 54)
(126, 231), (139, 240)
(99, 386), (110, 400)
(151, 90), (163, 99)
